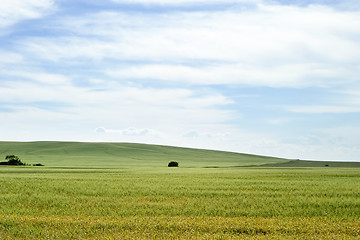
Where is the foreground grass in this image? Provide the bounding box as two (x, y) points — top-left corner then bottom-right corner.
(1, 215), (359, 239)
(0, 167), (359, 239)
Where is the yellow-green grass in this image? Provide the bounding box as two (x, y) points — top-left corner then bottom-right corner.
(0, 142), (359, 239)
(0, 167), (359, 239)
(0, 141), (289, 167)
(1, 215), (359, 239)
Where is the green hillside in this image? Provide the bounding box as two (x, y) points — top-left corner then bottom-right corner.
(0, 141), (289, 168)
(259, 159), (360, 168)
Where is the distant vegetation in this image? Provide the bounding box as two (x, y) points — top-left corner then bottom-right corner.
(0, 155), (26, 165)
(168, 161), (179, 167)
(0, 155), (43, 166)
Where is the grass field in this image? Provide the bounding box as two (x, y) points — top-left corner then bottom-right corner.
(0, 141), (290, 168)
(0, 142), (359, 239)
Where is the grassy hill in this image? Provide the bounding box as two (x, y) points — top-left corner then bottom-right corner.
(259, 159), (360, 168)
(0, 141), (289, 168)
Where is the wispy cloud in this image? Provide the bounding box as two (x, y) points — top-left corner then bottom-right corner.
(183, 130), (229, 139)
(286, 105), (360, 114)
(0, 50), (23, 65)
(95, 127), (164, 138)
(111, 0), (261, 5)
(0, 0), (55, 28)
(18, 4), (360, 89)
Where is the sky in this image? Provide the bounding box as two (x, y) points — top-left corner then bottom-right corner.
(0, 0), (359, 161)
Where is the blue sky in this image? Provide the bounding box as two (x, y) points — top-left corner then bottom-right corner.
(0, 0), (359, 160)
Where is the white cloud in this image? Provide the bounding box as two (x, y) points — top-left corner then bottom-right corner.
(319, 126), (360, 147)
(0, 50), (23, 65)
(111, 0), (261, 5)
(266, 118), (293, 125)
(0, 70), (70, 85)
(95, 127), (164, 138)
(0, 0), (55, 28)
(286, 105), (360, 114)
(0, 73), (234, 141)
(0, 78), (231, 110)
(18, 4), (360, 88)
(183, 130), (229, 139)
(107, 62), (353, 87)
(277, 126), (360, 161)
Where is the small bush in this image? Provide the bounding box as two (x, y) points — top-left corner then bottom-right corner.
(2, 155), (26, 166)
(168, 161), (179, 167)
(0, 155), (44, 166)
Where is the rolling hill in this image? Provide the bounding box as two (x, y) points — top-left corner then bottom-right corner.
(0, 141), (289, 168)
(258, 159), (360, 168)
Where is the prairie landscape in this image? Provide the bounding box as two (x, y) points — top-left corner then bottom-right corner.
(2, 0), (360, 239)
(0, 142), (359, 239)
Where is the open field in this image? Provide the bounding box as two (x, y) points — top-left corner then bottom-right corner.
(0, 142), (359, 239)
(1, 167), (359, 239)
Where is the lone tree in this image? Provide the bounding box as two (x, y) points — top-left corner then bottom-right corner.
(1, 155), (26, 165)
(168, 161), (179, 167)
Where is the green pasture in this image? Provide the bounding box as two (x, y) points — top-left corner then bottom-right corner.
(0, 141), (289, 167)
(0, 142), (359, 239)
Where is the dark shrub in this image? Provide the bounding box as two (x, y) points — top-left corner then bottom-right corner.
(4, 155), (25, 165)
(33, 163), (44, 166)
(1, 155), (44, 167)
(168, 161), (179, 167)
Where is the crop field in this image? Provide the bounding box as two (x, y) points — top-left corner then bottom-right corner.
(0, 142), (359, 239)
